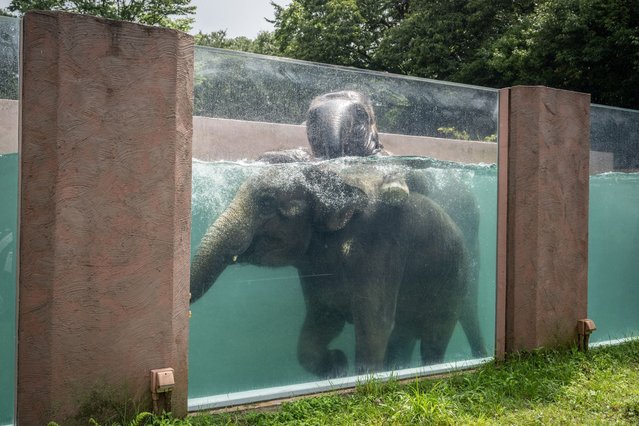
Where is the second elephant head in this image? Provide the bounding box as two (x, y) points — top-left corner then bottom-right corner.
(306, 90), (383, 159)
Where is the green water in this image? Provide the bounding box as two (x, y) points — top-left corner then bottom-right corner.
(188, 158), (498, 398)
(0, 153), (17, 425)
(588, 173), (639, 343)
(4, 157), (634, 405)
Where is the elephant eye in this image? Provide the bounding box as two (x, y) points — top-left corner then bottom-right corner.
(354, 106), (369, 123)
(258, 195), (277, 216)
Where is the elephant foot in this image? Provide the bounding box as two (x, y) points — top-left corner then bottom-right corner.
(471, 347), (489, 358)
(299, 348), (348, 378)
(380, 175), (409, 206)
(322, 349), (349, 378)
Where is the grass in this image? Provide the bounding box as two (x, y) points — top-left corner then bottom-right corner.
(86, 340), (639, 425)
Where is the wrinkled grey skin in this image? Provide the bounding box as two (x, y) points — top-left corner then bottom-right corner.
(293, 90), (488, 358)
(306, 91), (383, 158)
(425, 172), (486, 358)
(257, 91), (383, 163)
(190, 164), (469, 377)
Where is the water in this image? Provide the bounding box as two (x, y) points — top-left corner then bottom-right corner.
(188, 156), (497, 398)
(5, 153), (634, 404)
(0, 153), (18, 425)
(588, 173), (639, 343)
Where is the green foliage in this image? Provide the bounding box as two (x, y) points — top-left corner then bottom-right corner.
(0, 15), (19, 99)
(438, 126), (497, 142)
(194, 30), (277, 56)
(7, 0), (196, 31)
(376, 0), (535, 85)
(194, 340), (639, 425)
(45, 341), (639, 424)
(265, 0), (639, 109)
(88, 411), (188, 426)
(488, 0), (639, 108)
(270, 0), (407, 69)
(45, 385), (155, 426)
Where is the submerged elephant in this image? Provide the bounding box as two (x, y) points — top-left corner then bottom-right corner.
(261, 90), (488, 358)
(190, 163), (470, 377)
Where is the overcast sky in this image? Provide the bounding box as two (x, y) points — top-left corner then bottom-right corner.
(187, 0), (290, 37)
(0, 0), (291, 38)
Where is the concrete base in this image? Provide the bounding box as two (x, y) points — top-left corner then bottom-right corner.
(498, 86), (590, 353)
(17, 11), (193, 424)
(0, 99), (17, 154)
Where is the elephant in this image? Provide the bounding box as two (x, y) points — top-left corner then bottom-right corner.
(256, 90), (385, 163)
(190, 163), (470, 377)
(260, 90), (488, 358)
(306, 90), (383, 158)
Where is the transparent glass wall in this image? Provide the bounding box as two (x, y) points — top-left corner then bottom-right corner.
(588, 105), (639, 343)
(0, 15), (19, 426)
(189, 47), (498, 409)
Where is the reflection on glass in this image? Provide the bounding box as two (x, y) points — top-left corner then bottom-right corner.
(0, 15), (19, 426)
(189, 46), (498, 406)
(194, 46), (498, 139)
(0, 16), (19, 101)
(589, 105), (639, 343)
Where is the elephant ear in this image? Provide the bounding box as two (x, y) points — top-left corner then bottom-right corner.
(304, 167), (367, 231)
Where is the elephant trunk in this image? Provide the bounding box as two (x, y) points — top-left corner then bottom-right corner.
(307, 102), (349, 159)
(190, 192), (255, 303)
(306, 92), (381, 159)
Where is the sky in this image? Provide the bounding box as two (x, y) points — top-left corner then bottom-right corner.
(185, 0), (290, 38)
(0, 0), (291, 38)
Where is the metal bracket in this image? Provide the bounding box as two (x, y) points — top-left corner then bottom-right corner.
(577, 319), (597, 352)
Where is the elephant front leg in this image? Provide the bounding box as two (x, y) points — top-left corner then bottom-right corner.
(297, 309), (348, 378)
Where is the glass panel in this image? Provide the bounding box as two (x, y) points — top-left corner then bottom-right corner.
(189, 46), (498, 408)
(0, 16), (19, 101)
(588, 105), (639, 344)
(0, 15), (19, 426)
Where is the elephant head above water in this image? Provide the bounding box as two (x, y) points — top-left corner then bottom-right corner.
(190, 162), (470, 377)
(306, 90), (383, 159)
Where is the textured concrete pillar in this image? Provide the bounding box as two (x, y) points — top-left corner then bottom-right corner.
(18, 12), (193, 424)
(498, 86), (590, 354)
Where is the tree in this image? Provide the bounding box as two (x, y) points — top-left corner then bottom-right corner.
(194, 30), (278, 56)
(269, 0), (407, 69)
(488, 0), (639, 108)
(375, 0), (535, 86)
(8, 0), (196, 32)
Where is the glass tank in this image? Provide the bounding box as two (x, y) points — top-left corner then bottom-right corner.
(189, 46), (498, 409)
(588, 104), (639, 344)
(0, 15), (19, 426)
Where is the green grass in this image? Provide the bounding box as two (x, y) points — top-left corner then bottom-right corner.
(94, 340), (639, 425)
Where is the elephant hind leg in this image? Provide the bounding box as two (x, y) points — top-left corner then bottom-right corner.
(297, 309), (348, 378)
(419, 315), (458, 365)
(459, 302), (488, 358)
(385, 323), (417, 371)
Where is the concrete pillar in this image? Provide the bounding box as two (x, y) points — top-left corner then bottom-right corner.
(18, 11), (193, 424)
(496, 86), (590, 355)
